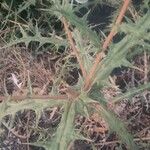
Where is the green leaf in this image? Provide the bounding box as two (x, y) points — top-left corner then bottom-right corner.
(112, 83), (150, 103)
(0, 98), (65, 121)
(61, 9), (101, 48)
(43, 6), (101, 48)
(93, 11), (150, 86)
(99, 106), (138, 149)
(88, 83), (107, 106)
(87, 95), (138, 149)
(86, 85), (138, 149)
(50, 101), (76, 150)
(0, 26), (67, 50)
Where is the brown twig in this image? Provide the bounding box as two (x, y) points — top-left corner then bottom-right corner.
(2, 121), (31, 139)
(144, 51), (148, 84)
(95, 136), (150, 146)
(0, 94), (68, 102)
(84, 0), (131, 91)
(62, 17), (87, 79)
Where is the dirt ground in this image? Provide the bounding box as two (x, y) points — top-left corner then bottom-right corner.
(0, 46), (150, 150)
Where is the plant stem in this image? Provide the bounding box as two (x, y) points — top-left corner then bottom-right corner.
(0, 95), (68, 102)
(62, 17), (87, 79)
(84, 0), (131, 91)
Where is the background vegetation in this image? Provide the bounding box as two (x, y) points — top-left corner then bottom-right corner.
(0, 0), (150, 150)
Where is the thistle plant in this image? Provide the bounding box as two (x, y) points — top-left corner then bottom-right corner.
(0, 0), (150, 149)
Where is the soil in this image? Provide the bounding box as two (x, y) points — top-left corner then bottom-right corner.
(0, 46), (150, 150)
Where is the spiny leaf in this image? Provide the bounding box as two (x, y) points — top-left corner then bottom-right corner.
(0, 99), (65, 121)
(120, 11), (150, 38)
(121, 59), (143, 72)
(86, 90), (138, 149)
(43, 6), (101, 48)
(88, 83), (107, 106)
(50, 101), (76, 150)
(94, 11), (150, 85)
(60, 9), (101, 48)
(72, 28), (95, 71)
(94, 36), (131, 84)
(112, 83), (150, 103)
(99, 106), (138, 149)
(0, 26), (67, 50)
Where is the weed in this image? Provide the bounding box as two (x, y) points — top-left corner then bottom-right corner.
(0, 0), (150, 150)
